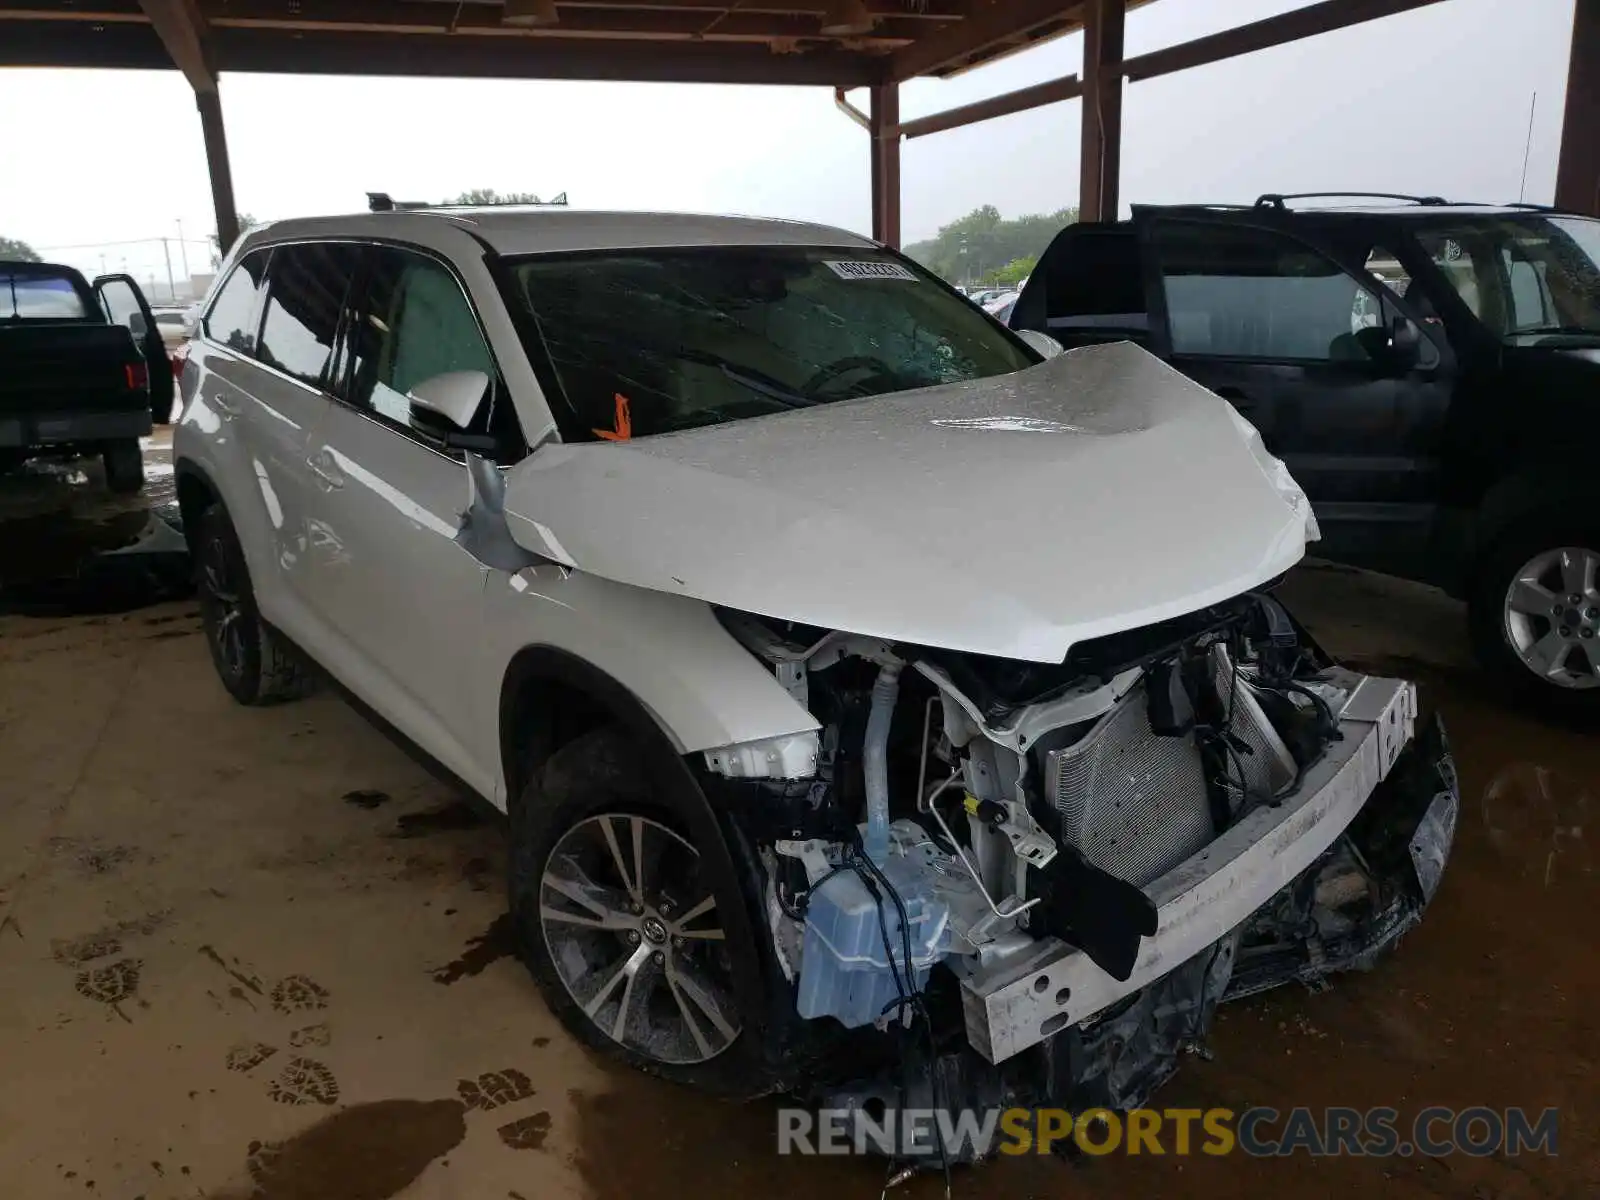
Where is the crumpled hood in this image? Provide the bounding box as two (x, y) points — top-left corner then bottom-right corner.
(504, 342), (1308, 662)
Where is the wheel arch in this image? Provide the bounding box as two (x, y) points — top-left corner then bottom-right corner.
(174, 458), (222, 545)
(1470, 468), (1600, 576)
(498, 644), (682, 813)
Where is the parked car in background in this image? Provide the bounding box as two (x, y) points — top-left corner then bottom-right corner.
(151, 305), (192, 352)
(0, 260), (166, 491)
(1010, 194), (1600, 709)
(984, 291), (1019, 324)
(173, 206), (1454, 1136)
(152, 304), (197, 404)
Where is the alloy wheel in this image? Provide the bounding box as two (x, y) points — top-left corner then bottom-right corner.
(199, 535), (246, 679)
(1502, 546), (1600, 690)
(539, 813), (740, 1065)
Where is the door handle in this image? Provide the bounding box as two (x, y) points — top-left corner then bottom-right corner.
(210, 393), (242, 418)
(306, 450), (345, 491)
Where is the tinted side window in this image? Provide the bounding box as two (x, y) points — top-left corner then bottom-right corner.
(1152, 221), (1375, 362)
(204, 250), (270, 353)
(1045, 229), (1146, 319)
(257, 243), (361, 389)
(348, 248), (522, 455)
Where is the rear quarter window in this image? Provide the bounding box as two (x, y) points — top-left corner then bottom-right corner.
(204, 249), (271, 353)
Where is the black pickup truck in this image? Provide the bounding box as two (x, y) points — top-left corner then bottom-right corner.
(1009, 195), (1600, 710)
(1, 261), (175, 493)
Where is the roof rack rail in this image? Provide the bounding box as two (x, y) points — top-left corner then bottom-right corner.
(366, 191), (570, 213)
(1254, 192), (1453, 210)
(1498, 201), (1571, 214)
(1130, 202), (1257, 216)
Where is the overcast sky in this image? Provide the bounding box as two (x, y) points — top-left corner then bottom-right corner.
(0, 0), (1576, 290)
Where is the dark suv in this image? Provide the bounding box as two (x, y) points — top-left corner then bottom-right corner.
(1010, 193), (1600, 709)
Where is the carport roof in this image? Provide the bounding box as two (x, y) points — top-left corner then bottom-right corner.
(0, 0), (1163, 86)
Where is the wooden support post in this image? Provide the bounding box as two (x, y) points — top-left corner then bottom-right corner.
(869, 82), (901, 247)
(196, 87), (240, 256)
(1556, 0), (1600, 215)
(1079, 0), (1125, 223)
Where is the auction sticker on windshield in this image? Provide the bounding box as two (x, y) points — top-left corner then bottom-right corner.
(825, 260), (918, 281)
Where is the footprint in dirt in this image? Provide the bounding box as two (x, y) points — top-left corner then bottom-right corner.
(225, 1042), (278, 1073)
(456, 1068), (552, 1151)
(75, 958), (142, 1014)
(271, 974), (330, 1014)
(267, 1057), (341, 1107)
(54, 912), (168, 1016)
(216, 967), (340, 1108)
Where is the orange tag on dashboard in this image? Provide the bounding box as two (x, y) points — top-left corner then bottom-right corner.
(593, 392), (633, 441)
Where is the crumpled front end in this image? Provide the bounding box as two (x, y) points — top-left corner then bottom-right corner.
(698, 591), (1458, 1163)
(1029, 714), (1457, 1123)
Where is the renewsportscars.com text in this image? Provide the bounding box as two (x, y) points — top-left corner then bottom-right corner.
(777, 1105), (1559, 1159)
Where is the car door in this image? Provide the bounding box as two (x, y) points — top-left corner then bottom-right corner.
(1138, 214), (1452, 574)
(225, 241), (367, 647)
(93, 272), (175, 422)
(299, 243), (524, 797)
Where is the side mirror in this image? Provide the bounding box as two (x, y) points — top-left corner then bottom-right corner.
(408, 369), (499, 455)
(1015, 328), (1065, 360)
(128, 311), (149, 340)
(1389, 315), (1421, 367)
(407, 369), (488, 430)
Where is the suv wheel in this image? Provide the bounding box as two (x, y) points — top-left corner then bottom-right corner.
(509, 726), (761, 1094)
(103, 439), (144, 494)
(193, 504), (315, 705)
(1471, 521), (1600, 708)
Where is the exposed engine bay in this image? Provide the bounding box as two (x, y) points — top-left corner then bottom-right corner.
(701, 591), (1459, 1163)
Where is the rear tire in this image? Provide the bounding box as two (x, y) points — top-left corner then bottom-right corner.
(103, 439), (144, 494)
(1469, 517), (1600, 714)
(193, 504), (316, 705)
(508, 726), (766, 1096)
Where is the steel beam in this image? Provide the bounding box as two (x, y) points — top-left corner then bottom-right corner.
(197, 1), (923, 46)
(1556, 0), (1600, 215)
(1119, 0), (1447, 83)
(870, 82), (901, 247)
(1079, 0), (1123, 222)
(196, 86), (239, 255)
(137, 0), (213, 90)
(899, 73), (1082, 139)
(890, 0), (1079, 81)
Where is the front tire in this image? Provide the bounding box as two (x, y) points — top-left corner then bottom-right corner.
(1470, 519), (1600, 712)
(508, 726), (763, 1094)
(193, 504), (315, 705)
(103, 439), (144, 494)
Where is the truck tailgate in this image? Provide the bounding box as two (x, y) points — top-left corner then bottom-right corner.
(0, 323), (145, 415)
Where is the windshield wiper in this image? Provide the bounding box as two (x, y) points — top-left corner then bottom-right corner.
(666, 347), (813, 409)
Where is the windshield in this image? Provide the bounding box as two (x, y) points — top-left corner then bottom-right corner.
(505, 246), (1035, 441)
(1412, 215), (1600, 342)
(1, 268), (91, 321)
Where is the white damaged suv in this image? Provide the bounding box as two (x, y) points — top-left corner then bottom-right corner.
(175, 206), (1458, 1146)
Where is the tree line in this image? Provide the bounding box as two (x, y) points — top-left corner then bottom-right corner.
(904, 205), (1077, 287)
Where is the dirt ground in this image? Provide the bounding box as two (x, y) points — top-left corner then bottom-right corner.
(0, 437), (1594, 1200)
